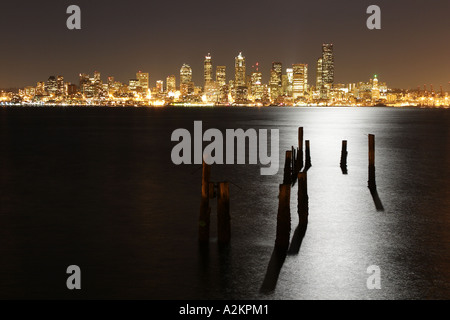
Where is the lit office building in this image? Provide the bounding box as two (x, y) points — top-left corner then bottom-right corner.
(57, 75), (64, 97)
(292, 64), (308, 99)
(46, 76), (57, 96)
(180, 64), (194, 96)
(156, 80), (164, 93)
(250, 72), (263, 101)
(36, 81), (46, 95)
(234, 52), (246, 87)
(269, 62), (282, 100)
(166, 75), (176, 93)
(320, 44), (334, 99)
(216, 66), (226, 87)
(204, 53), (213, 87)
(136, 71), (149, 92)
(316, 58), (323, 90)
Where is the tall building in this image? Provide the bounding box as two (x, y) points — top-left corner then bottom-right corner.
(216, 66), (226, 87)
(36, 81), (46, 95)
(56, 75), (64, 97)
(46, 76), (57, 96)
(136, 71), (149, 93)
(180, 64), (192, 84)
(180, 64), (193, 96)
(156, 80), (164, 93)
(204, 53), (213, 87)
(292, 64), (308, 99)
(129, 79), (139, 91)
(250, 72), (263, 101)
(79, 73), (89, 95)
(316, 58), (323, 90)
(234, 52), (246, 87)
(166, 75), (176, 93)
(270, 62), (282, 101)
(320, 44), (334, 99)
(286, 68), (293, 97)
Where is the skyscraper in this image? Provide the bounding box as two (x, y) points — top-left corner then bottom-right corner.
(136, 71), (149, 93)
(215, 66), (227, 104)
(156, 80), (164, 93)
(56, 75), (64, 97)
(316, 58), (323, 90)
(320, 44), (334, 99)
(180, 64), (193, 96)
(292, 64), (308, 99)
(46, 76), (57, 96)
(216, 66), (226, 87)
(234, 52), (246, 87)
(204, 53), (213, 87)
(270, 62), (282, 101)
(286, 68), (293, 97)
(166, 75), (176, 93)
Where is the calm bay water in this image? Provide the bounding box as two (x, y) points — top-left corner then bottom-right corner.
(0, 106), (449, 299)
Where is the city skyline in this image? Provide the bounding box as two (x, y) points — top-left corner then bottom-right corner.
(0, 0), (449, 89)
(1, 44), (448, 107)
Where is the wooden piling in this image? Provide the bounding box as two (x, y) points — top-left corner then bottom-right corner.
(275, 184), (291, 251)
(297, 127), (304, 171)
(199, 160), (211, 242)
(305, 140), (311, 169)
(297, 172), (309, 222)
(283, 150), (292, 185)
(368, 134), (376, 188)
(217, 182), (231, 244)
(340, 140), (348, 174)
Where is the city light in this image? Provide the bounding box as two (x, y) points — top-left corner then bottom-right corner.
(0, 44), (448, 107)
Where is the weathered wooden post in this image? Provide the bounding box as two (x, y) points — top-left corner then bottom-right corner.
(297, 127), (304, 171)
(275, 184), (291, 251)
(217, 182), (231, 244)
(199, 160), (211, 242)
(283, 150), (292, 185)
(305, 140), (311, 169)
(368, 134), (376, 189)
(297, 172), (308, 225)
(340, 140), (348, 174)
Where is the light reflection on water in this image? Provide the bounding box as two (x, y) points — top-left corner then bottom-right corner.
(0, 107), (449, 299)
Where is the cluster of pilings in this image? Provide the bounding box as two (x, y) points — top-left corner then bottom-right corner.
(275, 127), (310, 252)
(198, 160), (231, 245)
(197, 131), (381, 247)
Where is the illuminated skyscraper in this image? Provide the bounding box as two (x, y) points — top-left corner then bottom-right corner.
(320, 44), (334, 99)
(270, 62), (282, 100)
(79, 73), (89, 95)
(166, 75), (176, 92)
(204, 53), (213, 87)
(286, 68), (293, 97)
(180, 64), (193, 96)
(36, 81), (46, 95)
(156, 80), (164, 93)
(292, 64), (308, 99)
(129, 79), (139, 91)
(56, 75), (64, 97)
(316, 58), (323, 90)
(180, 64), (192, 84)
(250, 72), (263, 101)
(234, 52), (246, 87)
(136, 71), (149, 92)
(46, 76), (57, 96)
(216, 66), (226, 87)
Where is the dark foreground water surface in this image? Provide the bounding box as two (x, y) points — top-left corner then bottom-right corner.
(0, 106), (449, 299)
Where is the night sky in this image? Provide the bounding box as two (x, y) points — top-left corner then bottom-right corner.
(1, 0), (449, 90)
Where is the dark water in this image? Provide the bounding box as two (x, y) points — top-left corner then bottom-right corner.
(0, 106), (449, 299)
